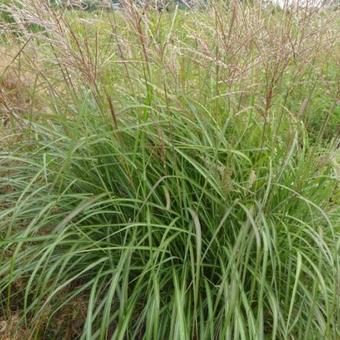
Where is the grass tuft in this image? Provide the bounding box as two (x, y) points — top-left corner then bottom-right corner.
(0, 1), (339, 338)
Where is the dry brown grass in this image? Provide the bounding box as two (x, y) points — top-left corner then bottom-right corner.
(0, 313), (29, 340)
(0, 46), (34, 127)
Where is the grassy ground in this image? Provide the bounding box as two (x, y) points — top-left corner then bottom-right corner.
(0, 1), (339, 339)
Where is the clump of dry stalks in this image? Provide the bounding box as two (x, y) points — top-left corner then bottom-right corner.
(0, 0), (338, 127)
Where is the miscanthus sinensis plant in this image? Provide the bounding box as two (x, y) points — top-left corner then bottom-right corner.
(0, 0), (339, 338)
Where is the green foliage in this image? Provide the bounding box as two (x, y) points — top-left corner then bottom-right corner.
(1, 95), (339, 339)
(0, 3), (339, 339)
(0, 0), (16, 24)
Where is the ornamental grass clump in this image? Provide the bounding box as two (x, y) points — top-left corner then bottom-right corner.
(0, 0), (339, 338)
